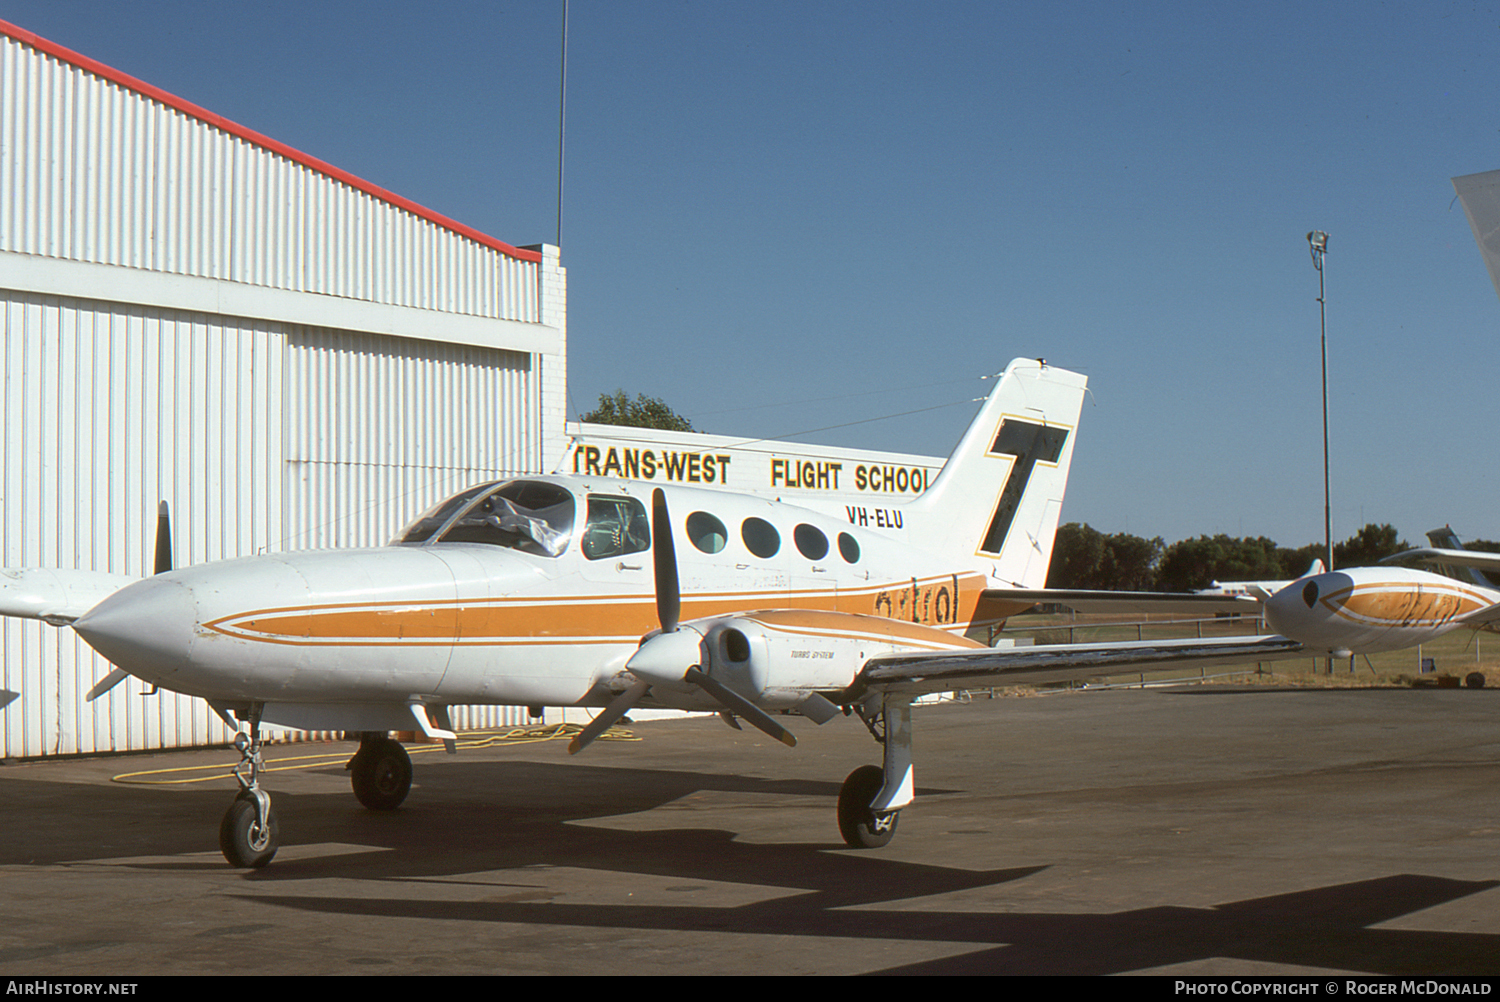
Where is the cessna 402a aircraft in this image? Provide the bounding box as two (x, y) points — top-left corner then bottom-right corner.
(0, 358), (1300, 868)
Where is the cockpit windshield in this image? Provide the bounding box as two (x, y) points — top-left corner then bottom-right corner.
(395, 482), (497, 544)
(394, 480), (576, 557)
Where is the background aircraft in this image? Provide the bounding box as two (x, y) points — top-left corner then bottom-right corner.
(1, 359), (1298, 868)
(1195, 559), (1326, 602)
(1265, 529), (1500, 656)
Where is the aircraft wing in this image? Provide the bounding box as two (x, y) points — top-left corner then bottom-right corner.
(0, 568), (137, 626)
(856, 635), (1304, 698)
(984, 588), (1261, 616)
(1379, 548), (1500, 573)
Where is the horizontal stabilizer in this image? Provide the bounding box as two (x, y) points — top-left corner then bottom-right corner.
(0, 569), (137, 626)
(859, 635), (1304, 697)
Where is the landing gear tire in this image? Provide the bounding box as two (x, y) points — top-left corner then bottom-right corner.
(838, 764), (898, 849)
(350, 737), (412, 810)
(219, 793), (279, 869)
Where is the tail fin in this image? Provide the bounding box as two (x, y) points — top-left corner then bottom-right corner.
(1423, 526), (1499, 588)
(909, 359), (1087, 587)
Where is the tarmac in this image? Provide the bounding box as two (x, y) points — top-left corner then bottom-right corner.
(1, 684), (1498, 976)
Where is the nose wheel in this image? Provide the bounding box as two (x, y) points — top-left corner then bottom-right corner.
(220, 722), (279, 868)
(220, 790), (279, 868)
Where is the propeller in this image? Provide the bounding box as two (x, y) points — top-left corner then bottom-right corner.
(569, 488), (796, 753)
(686, 667), (795, 747)
(154, 500), (173, 575)
(86, 501), (173, 703)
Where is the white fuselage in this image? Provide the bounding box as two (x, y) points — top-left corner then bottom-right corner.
(71, 477), (992, 723)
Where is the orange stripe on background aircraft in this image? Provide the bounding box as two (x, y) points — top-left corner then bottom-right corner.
(0, 358), (1297, 868)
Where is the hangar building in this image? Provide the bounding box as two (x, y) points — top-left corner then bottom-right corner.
(0, 21), (567, 757)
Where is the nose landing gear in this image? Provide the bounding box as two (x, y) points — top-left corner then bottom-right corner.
(219, 714), (279, 868)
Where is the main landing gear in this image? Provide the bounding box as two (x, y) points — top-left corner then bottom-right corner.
(838, 765), (897, 848)
(220, 714), (278, 868)
(348, 733), (413, 810)
(838, 694), (914, 849)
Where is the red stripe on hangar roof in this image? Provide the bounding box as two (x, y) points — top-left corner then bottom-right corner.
(0, 20), (542, 265)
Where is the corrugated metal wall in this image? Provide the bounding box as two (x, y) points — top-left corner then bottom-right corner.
(0, 31), (540, 322)
(0, 289), (284, 757)
(284, 328), (538, 550)
(0, 294), (549, 757)
(0, 26), (560, 757)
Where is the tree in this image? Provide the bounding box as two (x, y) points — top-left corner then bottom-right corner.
(1048, 523), (1106, 588)
(582, 391), (693, 432)
(1047, 523), (1163, 590)
(1332, 523), (1409, 568)
(1103, 531), (1163, 590)
(1156, 534), (1285, 592)
(1276, 542), (1327, 577)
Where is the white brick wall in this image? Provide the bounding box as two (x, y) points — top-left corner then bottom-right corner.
(532, 243), (570, 473)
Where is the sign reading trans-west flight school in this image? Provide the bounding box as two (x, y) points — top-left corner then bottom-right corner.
(561, 423), (944, 505)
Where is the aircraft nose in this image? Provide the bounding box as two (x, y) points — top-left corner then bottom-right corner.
(1264, 575), (1323, 637)
(72, 575), (197, 684)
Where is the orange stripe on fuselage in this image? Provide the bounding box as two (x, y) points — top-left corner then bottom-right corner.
(205, 573), (990, 646)
(1324, 582), (1490, 628)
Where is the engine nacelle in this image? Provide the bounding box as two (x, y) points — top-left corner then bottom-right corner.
(694, 616), (864, 711)
(682, 609), (986, 713)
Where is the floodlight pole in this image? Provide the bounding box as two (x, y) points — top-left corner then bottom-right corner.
(1308, 230), (1332, 674)
(1307, 231), (1331, 574)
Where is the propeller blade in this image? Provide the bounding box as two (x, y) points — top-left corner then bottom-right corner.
(685, 668), (796, 747)
(85, 667), (130, 701)
(153, 501), (173, 575)
(569, 679), (650, 754)
(651, 488), (679, 634)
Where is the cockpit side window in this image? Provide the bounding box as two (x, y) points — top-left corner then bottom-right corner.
(581, 495), (651, 560)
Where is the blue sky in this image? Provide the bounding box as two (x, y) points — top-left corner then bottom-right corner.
(6, 1), (1499, 548)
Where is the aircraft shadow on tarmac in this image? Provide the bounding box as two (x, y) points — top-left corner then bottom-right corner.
(5, 755), (1500, 974)
(245, 872), (1500, 976)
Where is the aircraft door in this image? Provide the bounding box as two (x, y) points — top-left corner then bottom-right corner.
(578, 493), (653, 591)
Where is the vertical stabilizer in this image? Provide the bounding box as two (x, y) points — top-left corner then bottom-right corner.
(1453, 170), (1500, 303)
(909, 359), (1087, 587)
(1424, 526), (1499, 588)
